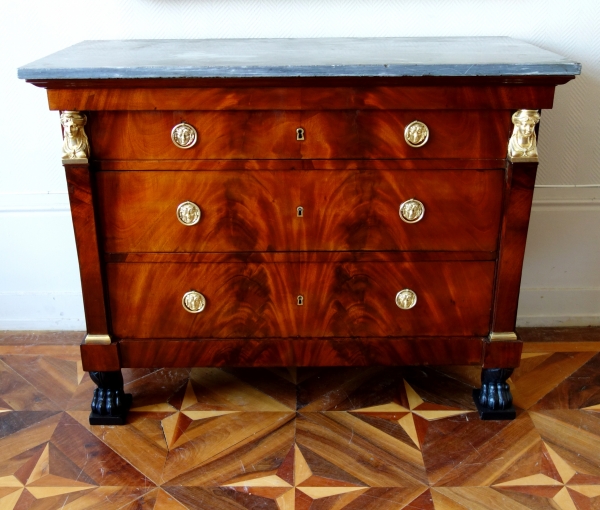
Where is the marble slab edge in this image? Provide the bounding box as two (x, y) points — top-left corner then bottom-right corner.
(18, 63), (581, 80)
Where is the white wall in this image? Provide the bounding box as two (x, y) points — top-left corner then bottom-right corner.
(1, 0), (598, 329)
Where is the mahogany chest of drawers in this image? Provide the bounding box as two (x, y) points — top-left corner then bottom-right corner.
(19, 38), (580, 423)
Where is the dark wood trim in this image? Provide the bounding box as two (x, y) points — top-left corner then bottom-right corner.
(65, 163), (111, 336)
(518, 326), (600, 343)
(117, 337), (485, 368)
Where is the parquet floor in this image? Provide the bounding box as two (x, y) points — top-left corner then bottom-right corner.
(1, 329), (600, 509)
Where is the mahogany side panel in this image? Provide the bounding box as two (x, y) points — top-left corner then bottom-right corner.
(96, 169), (504, 253)
(117, 337), (484, 367)
(47, 85), (556, 111)
(482, 340), (523, 368)
(87, 110), (512, 160)
(491, 161), (538, 332)
(65, 164), (110, 335)
(107, 261), (496, 339)
(80, 342), (121, 371)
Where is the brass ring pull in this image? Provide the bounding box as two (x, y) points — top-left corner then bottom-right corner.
(399, 199), (425, 223)
(404, 120), (429, 147)
(396, 289), (417, 310)
(171, 122), (198, 149)
(182, 291), (206, 313)
(177, 201), (201, 226)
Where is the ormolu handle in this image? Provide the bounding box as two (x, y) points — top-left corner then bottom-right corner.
(177, 201), (201, 226)
(395, 289), (417, 310)
(404, 120), (429, 147)
(171, 122), (198, 149)
(182, 291), (206, 313)
(399, 199), (425, 223)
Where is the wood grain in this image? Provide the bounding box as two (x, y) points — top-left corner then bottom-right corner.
(511, 352), (596, 410)
(64, 164), (111, 337)
(482, 340), (523, 368)
(491, 162), (538, 333)
(518, 327), (600, 344)
(96, 158), (506, 171)
(3, 331), (600, 510)
(117, 337), (484, 368)
(87, 110), (513, 160)
(104, 251), (497, 264)
(96, 169), (503, 253)
(523, 341), (600, 353)
(107, 261), (495, 339)
(80, 343), (121, 372)
(47, 85), (556, 111)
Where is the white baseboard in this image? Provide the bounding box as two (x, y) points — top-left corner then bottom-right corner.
(0, 291), (85, 330)
(517, 186), (600, 327)
(516, 288), (600, 327)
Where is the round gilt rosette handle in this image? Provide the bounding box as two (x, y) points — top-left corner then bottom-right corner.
(404, 120), (429, 148)
(395, 289), (417, 310)
(171, 122), (198, 149)
(182, 291), (206, 313)
(399, 199), (425, 223)
(176, 201), (201, 226)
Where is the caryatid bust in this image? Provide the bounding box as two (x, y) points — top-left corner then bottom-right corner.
(61, 111), (90, 160)
(508, 109), (541, 162)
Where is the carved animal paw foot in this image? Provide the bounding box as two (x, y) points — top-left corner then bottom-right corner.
(478, 380), (513, 410)
(91, 387), (131, 416)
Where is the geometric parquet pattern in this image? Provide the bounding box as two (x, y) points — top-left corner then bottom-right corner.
(1, 331), (600, 509)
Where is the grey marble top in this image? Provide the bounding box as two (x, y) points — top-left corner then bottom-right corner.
(18, 37), (581, 80)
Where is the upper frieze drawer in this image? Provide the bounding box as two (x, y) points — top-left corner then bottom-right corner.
(87, 110), (513, 160)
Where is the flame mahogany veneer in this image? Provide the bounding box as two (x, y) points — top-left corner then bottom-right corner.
(57, 79), (556, 371)
(43, 77), (571, 377)
(97, 169), (504, 253)
(107, 261), (496, 339)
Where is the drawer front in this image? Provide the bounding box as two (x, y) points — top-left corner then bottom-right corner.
(108, 261), (495, 338)
(98, 169), (503, 253)
(89, 110), (512, 160)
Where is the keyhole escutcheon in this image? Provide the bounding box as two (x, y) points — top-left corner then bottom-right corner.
(297, 295), (304, 306)
(297, 206), (304, 217)
(296, 127), (305, 141)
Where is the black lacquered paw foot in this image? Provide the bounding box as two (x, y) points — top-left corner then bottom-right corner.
(89, 370), (132, 425)
(473, 368), (516, 420)
(91, 387), (131, 416)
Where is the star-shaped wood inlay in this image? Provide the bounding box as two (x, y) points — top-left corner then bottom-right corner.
(219, 443), (379, 509)
(130, 380), (241, 450)
(493, 440), (600, 510)
(351, 380), (474, 449)
(0, 442), (96, 508)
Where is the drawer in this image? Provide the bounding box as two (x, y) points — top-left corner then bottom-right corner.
(98, 169), (503, 253)
(107, 261), (495, 338)
(88, 110), (512, 160)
